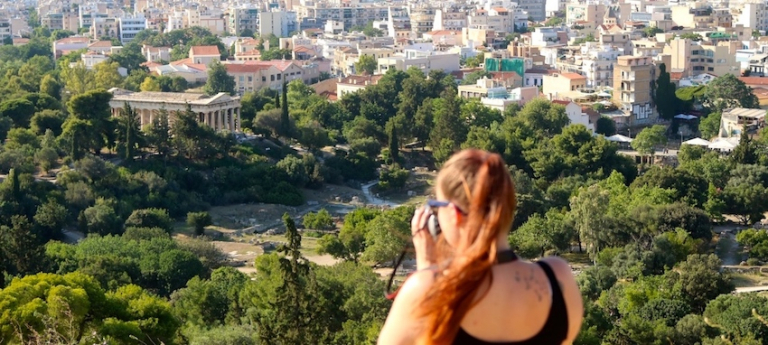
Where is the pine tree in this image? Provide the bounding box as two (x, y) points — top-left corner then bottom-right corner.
(148, 107), (171, 158)
(429, 89), (466, 152)
(116, 102), (143, 160)
(280, 79), (291, 138)
(732, 125), (757, 165)
(255, 213), (327, 344)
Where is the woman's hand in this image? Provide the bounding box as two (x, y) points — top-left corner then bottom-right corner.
(411, 206), (436, 270)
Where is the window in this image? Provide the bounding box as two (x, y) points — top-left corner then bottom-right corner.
(277, 74), (281, 80)
(271, 75), (275, 81)
(262, 76), (266, 82)
(248, 76), (252, 82)
(239, 76), (244, 82)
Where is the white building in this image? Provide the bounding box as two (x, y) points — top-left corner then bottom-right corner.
(118, 15), (146, 44)
(377, 52), (460, 74)
(530, 27), (561, 47)
(553, 100), (595, 133)
(259, 11), (298, 38)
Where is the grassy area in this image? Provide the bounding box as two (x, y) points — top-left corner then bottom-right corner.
(731, 272), (768, 288)
(560, 252), (593, 267)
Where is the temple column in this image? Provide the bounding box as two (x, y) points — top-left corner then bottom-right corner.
(228, 108), (235, 131)
(149, 110), (155, 126)
(207, 112), (213, 129)
(236, 107), (241, 132)
(215, 110), (221, 131)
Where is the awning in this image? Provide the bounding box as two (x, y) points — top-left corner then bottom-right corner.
(597, 92), (612, 97)
(708, 137), (739, 151)
(682, 138), (711, 146)
(674, 114), (697, 120)
(607, 134), (633, 143)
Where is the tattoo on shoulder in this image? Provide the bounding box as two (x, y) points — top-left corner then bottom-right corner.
(519, 267), (548, 302)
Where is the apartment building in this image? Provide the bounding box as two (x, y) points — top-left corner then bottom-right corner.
(433, 9), (467, 31)
(91, 17), (118, 40)
(734, 2), (768, 33)
(670, 4), (715, 29)
(295, 3), (389, 32)
(53, 36), (92, 59)
(42, 13), (64, 30)
(0, 20), (10, 42)
(542, 72), (587, 100)
(458, 77), (507, 99)
(410, 7), (436, 36)
(377, 52), (460, 74)
(514, 0), (545, 22)
(336, 74), (383, 98)
(552, 100), (596, 133)
(229, 7), (259, 36)
(566, 3), (606, 27)
(530, 27), (562, 47)
(613, 55), (656, 124)
(259, 11), (297, 37)
(664, 38), (740, 77)
(118, 15), (146, 44)
(142, 45), (172, 62)
(225, 64), (283, 95)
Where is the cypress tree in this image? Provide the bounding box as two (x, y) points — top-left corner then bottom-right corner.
(280, 78), (290, 138)
(388, 123), (399, 164)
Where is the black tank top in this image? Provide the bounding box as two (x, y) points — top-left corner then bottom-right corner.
(453, 259), (570, 345)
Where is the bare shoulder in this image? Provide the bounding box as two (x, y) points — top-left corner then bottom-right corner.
(377, 269), (437, 345)
(540, 256), (583, 344)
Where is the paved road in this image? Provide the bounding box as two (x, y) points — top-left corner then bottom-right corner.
(735, 286), (768, 294)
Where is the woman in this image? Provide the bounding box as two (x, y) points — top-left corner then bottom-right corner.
(378, 149), (583, 345)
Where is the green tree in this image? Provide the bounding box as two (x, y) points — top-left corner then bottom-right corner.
(596, 116), (616, 135)
(461, 70), (493, 85)
(203, 61), (236, 96)
(187, 211), (212, 236)
(40, 74), (62, 100)
(303, 209), (335, 230)
(147, 107), (171, 157)
(429, 90), (465, 162)
(699, 112), (721, 139)
(387, 119), (399, 163)
(280, 79), (291, 137)
(93, 61), (123, 90)
(0, 99), (36, 128)
(731, 127), (757, 165)
(30, 109), (66, 135)
(655, 63), (678, 120)
(0, 215), (44, 280)
(644, 26), (664, 38)
(355, 55), (377, 75)
(82, 201), (123, 236)
(632, 125), (667, 158)
(115, 102), (144, 160)
(704, 74), (759, 111)
(34, 147), (59, 174)
(125, 208), (174, 234)
(140, 76), (161, 91)
(60, 117), (93, 160)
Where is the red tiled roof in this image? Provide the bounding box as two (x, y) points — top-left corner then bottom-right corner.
(319, 91), (337, 101)
(225, 64), (271, 73)
(293, 45), (315, 53)
(558, 72), (587, 80)
(427, 30), (459, 36)
(190, 45), (220, 56)
(493, 7), (508, 12)
(552, 100), (572, 105)
(89, 40), (113, 48)
(141, 61), (162, 68)
(739, 77), (768, 85)
(236, 50), (262, 57)
(246, 60), (297, 71)
(171, 57), (193, 65)
(56, 36), (91, 44)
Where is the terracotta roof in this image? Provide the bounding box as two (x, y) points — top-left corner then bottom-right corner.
(319, 90), (337, 101)
(190, 45), (220, 56)
(88, 40), (113, 48)
(236, 50), (262, 57)
(245, 60), (297, 71)
(670, 72), (683, 80)
(582, 106), (601, 122)
(552, 100), (573, 106)
(558, 72), (587, 80)
(141, 61), (162, 68)
(12, 38), (29, 43)
(240, 38), (260, 45)
(225, 64), (271, 73)
(493, 7), (508, 12)
(171, 57), (193, 65)
(739, 76), (768, 85)
(293, 45), (315, 53)
(56, 36), (91, 44)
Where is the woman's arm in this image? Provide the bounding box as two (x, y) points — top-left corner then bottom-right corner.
(377, 269), (436, 345)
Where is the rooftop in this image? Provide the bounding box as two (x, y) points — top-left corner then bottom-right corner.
(723, 107), (766, 119)
(88, 40), (113, 48)
(109, 88), (238, 105)
(190, 45), (220, 56)
(225, 64), (271, 73)
(557, 72), (587, 80)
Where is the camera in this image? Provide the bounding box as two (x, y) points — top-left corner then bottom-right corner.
(426, 209), (441, 239)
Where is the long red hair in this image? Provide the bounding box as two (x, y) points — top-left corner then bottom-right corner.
(417, 149), (517, 344)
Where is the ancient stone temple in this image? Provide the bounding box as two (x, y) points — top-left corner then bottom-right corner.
(108, 88), (242, 132)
